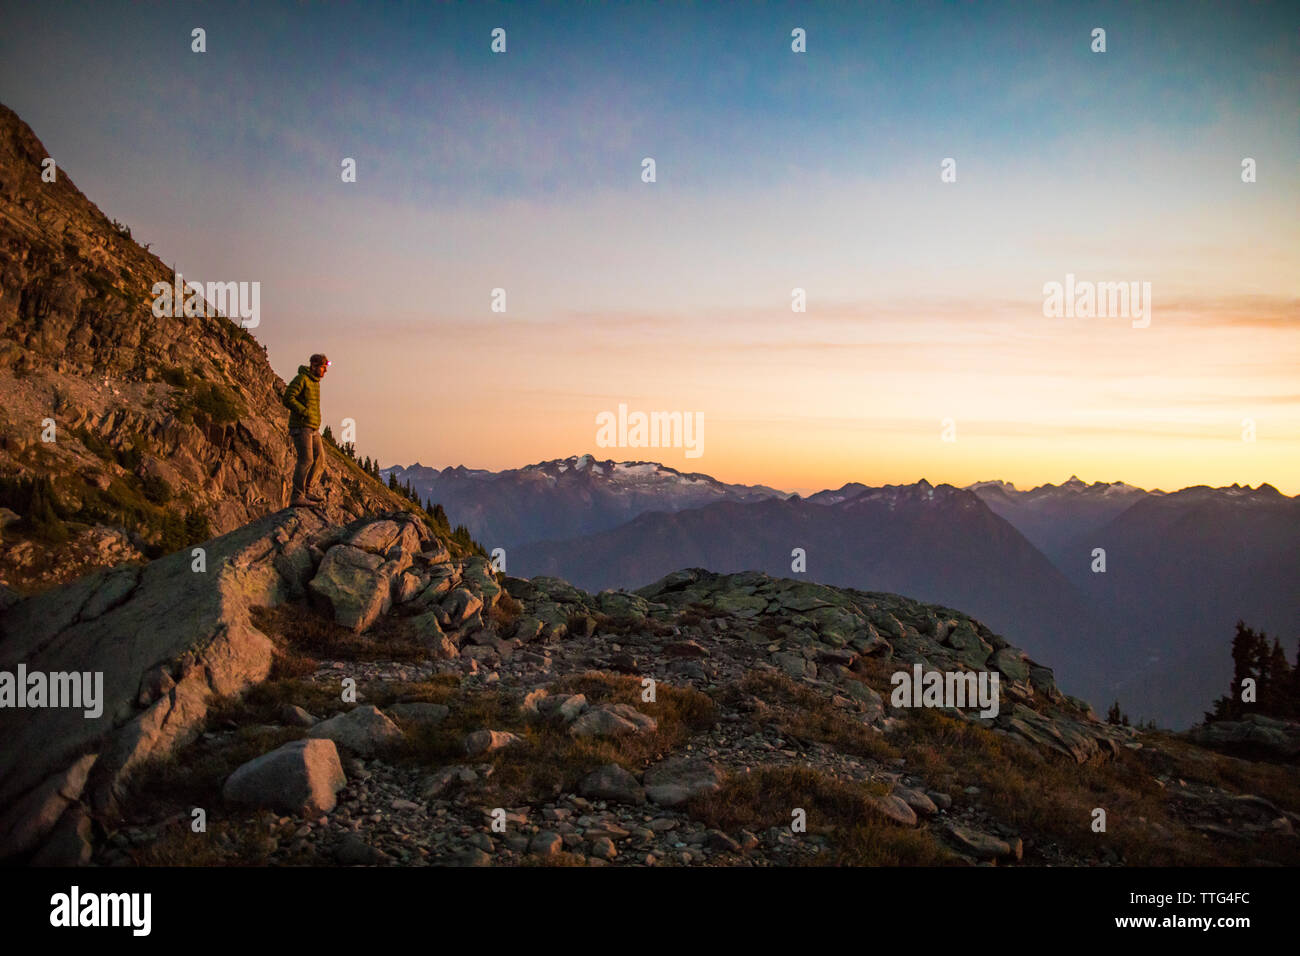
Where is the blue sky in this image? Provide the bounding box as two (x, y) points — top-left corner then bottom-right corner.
(2, 1), (1297, 491)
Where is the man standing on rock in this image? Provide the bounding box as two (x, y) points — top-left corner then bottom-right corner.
(283, 353), (329, 507)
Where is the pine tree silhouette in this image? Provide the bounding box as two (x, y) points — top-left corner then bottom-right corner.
(1206, 621), (1291, 722)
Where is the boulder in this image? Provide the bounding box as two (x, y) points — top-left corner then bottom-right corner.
(997, 704), (1122, 763)
(538, 693), (588, 722)
(307, 545), (391, 632)
(578, 764), (646, 805)
(461, 556), (503, 607)
(773, 651), (812, 679)
(222, 739), (346, 816)
(408, 573), (454, 610)
(991, 647), (1030, 683)
(568, 704), (657, 739)
(893, 786), (938, 817)
(307, 705), (404, 756)
(345, 518), (424, 558)
(529, 831), (563, 856)
(709, 591), (768, 617)
(868, 792), (918, 826)
(642, 758), (722, 807)
(279, 704), (318, 727)
(335, 832), (390, 865)
(945, 622), (992, 669)
(598, 590), (650, 620)
(463, 730), (521, 756)
(441, 588), (484, 628)
(393, 571), (426, 604)
(843, 680), (885, 722)
(422, 765), (477, 798)
(945, 823), (1013, 860)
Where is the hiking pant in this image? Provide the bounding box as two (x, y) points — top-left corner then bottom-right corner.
(290, 427), (324, 497)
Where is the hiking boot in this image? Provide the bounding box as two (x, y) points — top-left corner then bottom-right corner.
(290, 494), (313, 508)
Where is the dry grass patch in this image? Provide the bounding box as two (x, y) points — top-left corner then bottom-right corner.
(487, 591), (523, 630)
(886, 708), (1294, 865)
(251, 602), (427, 664)
(1136, 730), (1300, 813)
(205, 678), (342, 727)
(128, 812), (285, 866)
(721, 671), (898, 763)
(121, 723), (304, 822)
(686, 766), (955, 866)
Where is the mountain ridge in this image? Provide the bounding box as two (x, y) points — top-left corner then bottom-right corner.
(0, 102), (427, 592)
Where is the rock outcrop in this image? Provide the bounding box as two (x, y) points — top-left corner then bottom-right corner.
(0, 508), (458, 861)
(0, 102), (430, 592)
(1188, 713), (1300, 760)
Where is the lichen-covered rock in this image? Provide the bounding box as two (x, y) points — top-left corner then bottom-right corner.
(441, 588), (484, 628)
(307, 544), (390, 632)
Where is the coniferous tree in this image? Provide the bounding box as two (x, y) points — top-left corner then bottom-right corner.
(29, 476), (68, 543)
(1292, 643), (1300, 719)
(1261, 638), (1293, 718)
(1207, 621), (1287, 722)
(184, 509), (210, 546)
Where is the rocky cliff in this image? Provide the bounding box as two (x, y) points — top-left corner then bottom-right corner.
(2, 509), (1296, 867)
(0, 102), (420, 591)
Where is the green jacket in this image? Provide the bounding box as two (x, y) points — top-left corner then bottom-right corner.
(283, 365), (321, 430)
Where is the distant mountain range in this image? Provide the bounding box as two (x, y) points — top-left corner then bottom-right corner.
(967, 476), (1153, 568)
(383, 454), (787, 548)
(387, 457), (1298, 728)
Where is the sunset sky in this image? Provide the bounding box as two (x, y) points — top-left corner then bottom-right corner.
(2, 1), (1297, 494)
